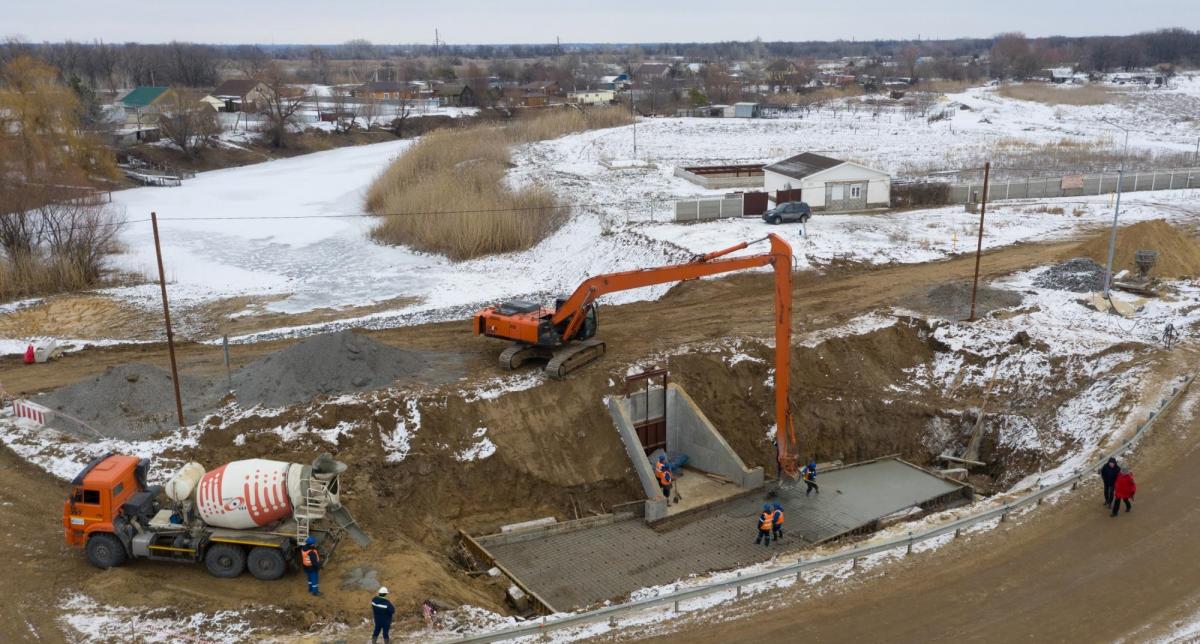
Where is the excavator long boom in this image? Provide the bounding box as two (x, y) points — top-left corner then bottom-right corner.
(551, 234), (799, 477)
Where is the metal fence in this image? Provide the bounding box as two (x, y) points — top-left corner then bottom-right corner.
(454, 373), (1195, 643)
(674, 194), (745, 222)
(949, 167), (1200, 204)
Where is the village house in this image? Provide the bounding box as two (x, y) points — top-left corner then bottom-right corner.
(434, 82), (476, 107)
(116, 86), (175, 125)
(211, 79), (273, 112)
(762, 152), (891, 211)
(567, 89), (615, 105)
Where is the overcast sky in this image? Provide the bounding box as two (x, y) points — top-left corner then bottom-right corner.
(7, 0), (1198, 45)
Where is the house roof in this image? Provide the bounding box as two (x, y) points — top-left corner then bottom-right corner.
(637, 63), (671, 77)
(358, 81), (411, 92)
(437, 82), (469, 95)
(118, 86), (170, 108)
(212, 79), (264, 98)
(519, 80), (557, 91)
(763, 153), (844, 180)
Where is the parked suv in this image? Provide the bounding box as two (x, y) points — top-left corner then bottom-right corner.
(762, 201), (812, 224)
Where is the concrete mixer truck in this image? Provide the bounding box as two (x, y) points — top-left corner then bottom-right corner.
(63, 452), (370, 580)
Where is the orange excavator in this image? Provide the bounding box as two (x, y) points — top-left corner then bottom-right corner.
(473, 233), (801, 477)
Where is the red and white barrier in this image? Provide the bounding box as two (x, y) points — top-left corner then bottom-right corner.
(12, 399), (52, 426)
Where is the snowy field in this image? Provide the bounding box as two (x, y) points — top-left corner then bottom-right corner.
(2, 79), (1199, 352)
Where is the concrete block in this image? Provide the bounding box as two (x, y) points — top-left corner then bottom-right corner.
(501, 517), (557, 533)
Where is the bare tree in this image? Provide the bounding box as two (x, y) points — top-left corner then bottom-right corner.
(260, 63), (308, 148)
(158, 90), (219, 157)
(388, 90), (414, 138)
(328, 86), (358, 134)
(37, 198), (124, 283)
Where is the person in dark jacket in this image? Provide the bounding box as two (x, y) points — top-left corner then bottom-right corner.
(299, 537), (321, 596)
(371, 586), (395, 643)
(1099, 457), (1121, 506)
(802, 461), (819, 496)
(1111, 467), (1136, 517)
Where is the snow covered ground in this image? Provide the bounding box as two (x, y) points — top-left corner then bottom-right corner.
(3, 79), (1199, 354)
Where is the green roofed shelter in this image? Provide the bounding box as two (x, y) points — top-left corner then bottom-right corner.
(118, 86), (173, 109)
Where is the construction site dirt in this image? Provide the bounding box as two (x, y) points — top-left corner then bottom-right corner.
(2, 226), (1198, 641)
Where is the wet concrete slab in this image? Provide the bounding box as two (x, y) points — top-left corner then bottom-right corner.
(479, 458), (968, 612)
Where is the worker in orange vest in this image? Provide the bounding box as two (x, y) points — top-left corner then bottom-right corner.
(755, 504), (774, 546)
(771, 502), (784, 541)
(299, 537), (322, 596)
(654, 454), (667, 479)
(657, 466), (674, 503)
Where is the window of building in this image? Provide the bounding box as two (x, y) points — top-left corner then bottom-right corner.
(851, 185), (861, 198)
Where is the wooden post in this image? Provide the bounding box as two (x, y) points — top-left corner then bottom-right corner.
(151, 212), (186, 429)
(967, 162), (991, 322)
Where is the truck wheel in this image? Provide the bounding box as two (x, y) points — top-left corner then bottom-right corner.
(85, 533), (127, 569)
(204, 543), (246, 578)
(247, 546), (287, 581)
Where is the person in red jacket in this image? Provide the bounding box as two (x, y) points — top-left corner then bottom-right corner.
(1111, 467), (1136, 517)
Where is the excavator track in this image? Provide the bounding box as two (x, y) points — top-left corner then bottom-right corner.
(544, 340), (606, 379)
(498, 344), (539, 370)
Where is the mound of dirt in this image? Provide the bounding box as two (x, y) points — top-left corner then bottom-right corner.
(917, 281), (1023, 319)
(36, 364), (217, 440)
(1035, 257), (1106, 292)
(231, 330), (464, 408)
(1071, 219), (1200, 278)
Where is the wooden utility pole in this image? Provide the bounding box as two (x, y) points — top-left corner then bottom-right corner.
(150, 212), (186, 429)
(967, 161), (991, 322)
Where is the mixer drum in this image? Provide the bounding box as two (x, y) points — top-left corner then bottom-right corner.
(195, 459), (298, 529)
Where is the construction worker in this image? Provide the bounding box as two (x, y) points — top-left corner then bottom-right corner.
(655, 454), (667, 477)
(771, 502), (784, 541)
(802, 460), (819, 496)
(659, 466), (675, 503)
(371, 586), (395, 643)
(755, 504), (773, 546)
(299, 536), (321, 596)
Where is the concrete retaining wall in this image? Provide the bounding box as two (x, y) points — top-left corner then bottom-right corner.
(666, 385), (763, 488)
(674, 166), (764, 189)
(608, 384), (763, 522)
(606, 396), (669, 521)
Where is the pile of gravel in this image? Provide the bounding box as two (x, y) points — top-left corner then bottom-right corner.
(922, 281), (1023, 320)
(1034, 257), (1106, 293)
(231, 330), (462, 408)
(37, 364), (218, 441)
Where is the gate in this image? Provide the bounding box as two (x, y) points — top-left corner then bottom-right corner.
(626, 369), (668, 454)
(775, 188), (802, 204)
(743, 191), (769, 216)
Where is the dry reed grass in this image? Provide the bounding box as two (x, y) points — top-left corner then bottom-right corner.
(996, 83), (1120, 106)
(366, 107), (632, 260)
(0, 253), (95, 301)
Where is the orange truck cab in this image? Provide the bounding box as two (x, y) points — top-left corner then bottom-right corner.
(63, 453), (158, 567)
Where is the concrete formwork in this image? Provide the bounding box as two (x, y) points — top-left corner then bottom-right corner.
(609, 384), (763, 521)
(475, 457), (970, 612)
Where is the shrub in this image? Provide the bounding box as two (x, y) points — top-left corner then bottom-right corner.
(366, 106), (631, 260)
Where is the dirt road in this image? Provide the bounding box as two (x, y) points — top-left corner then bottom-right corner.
(651, 384), (1200, 644)
(0, 240), (1076, 395)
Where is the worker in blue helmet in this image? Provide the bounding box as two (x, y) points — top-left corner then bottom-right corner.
(299, 536), (322, 596)
(755, 503), (774, 546)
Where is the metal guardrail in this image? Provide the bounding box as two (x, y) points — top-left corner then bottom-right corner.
(455, 373), (1195, 643)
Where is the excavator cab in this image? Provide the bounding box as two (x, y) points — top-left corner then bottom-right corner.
(554, 297), (598, 341)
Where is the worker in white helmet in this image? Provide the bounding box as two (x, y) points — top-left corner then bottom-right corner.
(371, 586), (395, 644)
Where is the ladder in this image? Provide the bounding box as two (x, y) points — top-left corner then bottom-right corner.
(293, 476), (331, 543)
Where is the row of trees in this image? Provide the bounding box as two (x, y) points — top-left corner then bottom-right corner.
(0, 56), (124, 300)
